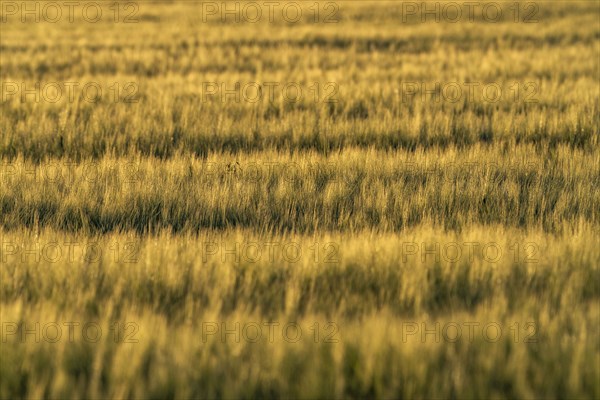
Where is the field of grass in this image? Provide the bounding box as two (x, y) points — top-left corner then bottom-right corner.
(1, 1), (599, 399)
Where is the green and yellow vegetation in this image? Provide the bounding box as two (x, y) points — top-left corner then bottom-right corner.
(1, 1), (599, 398)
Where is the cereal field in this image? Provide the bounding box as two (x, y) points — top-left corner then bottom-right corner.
(0, 1), (599, 398)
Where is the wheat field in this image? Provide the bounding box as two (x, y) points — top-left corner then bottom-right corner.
(1, 1), (599, 399)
